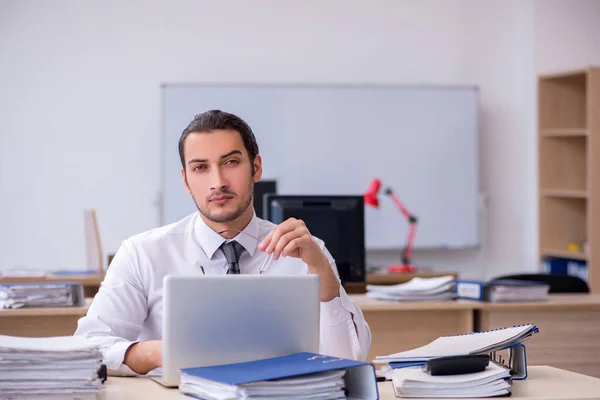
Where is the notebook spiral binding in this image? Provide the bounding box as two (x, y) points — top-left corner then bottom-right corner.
(453, 323), (539, 337)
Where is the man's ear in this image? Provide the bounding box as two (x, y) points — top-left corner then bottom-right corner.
(181, 168), (191, 194)
(253, 154), (263, 182)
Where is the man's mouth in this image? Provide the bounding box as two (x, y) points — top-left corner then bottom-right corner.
(211, 195), (234, 204)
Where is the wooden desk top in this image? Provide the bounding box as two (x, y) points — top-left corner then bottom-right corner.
(1, 271), (455, 288)
(349, 294), (478, 311)
(0, 274), (104, 286)
(99, 366), (600, 400)
(353, 293), (600, 312)
(0, 298), (92, 317)
(3, 294), (600, 317)
(476, 293), (600, 311)
(378, 366), (600, 399)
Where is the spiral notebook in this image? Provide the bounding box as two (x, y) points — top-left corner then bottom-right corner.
(374, 324), (538, 363)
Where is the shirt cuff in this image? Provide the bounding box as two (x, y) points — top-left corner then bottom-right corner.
(103, 340), (136, 371)
(320, 295), (353, 326)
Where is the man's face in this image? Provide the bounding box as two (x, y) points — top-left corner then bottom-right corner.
(181, 129), (262, 224)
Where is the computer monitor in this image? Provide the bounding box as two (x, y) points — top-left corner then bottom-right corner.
(263, 195), (365, 284)
(253, 180), (277, 219)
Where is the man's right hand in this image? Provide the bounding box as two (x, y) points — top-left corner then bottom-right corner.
(123, 340), (162, 375)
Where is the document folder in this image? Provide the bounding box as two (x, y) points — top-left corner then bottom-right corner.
(180, 352), (379, 399)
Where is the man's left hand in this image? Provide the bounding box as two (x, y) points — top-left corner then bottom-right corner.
(258, 217), (327, 267)
(258, 218), (340, 301)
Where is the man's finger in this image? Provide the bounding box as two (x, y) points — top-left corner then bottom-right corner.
(258, 229), (275, 252)
(273, 230), (303, 260)
(282, 237), (303, 258)
(259, 218), (296, 252)
(259, 224), (284, 251)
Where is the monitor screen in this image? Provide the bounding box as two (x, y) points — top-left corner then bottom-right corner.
(253, 180), (277, 219)
(263, 195), (365, 284)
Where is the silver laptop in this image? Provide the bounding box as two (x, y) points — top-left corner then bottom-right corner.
(153, 274), (321, 387)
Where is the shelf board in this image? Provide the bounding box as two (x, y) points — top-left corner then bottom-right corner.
(538, 69), (588, 80)
(541, 189), (588, 199)
(540, 129), (587, 137)
(541, 248), (588, 261)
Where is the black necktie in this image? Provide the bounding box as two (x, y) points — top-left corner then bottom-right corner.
(220, 241), (244, 274)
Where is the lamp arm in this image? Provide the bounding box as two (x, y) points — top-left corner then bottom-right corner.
(385, 189), (412, 220)
(402, 221), (418, 265)
(385, 188), (419, 266)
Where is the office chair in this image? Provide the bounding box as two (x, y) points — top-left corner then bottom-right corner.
(490, 273), (589, 293)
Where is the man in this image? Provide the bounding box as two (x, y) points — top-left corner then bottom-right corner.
(75, 110), (371, 375)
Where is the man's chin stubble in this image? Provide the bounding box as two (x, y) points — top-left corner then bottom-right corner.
(204, 211), (241, 223)
(199, 200), (250, 224)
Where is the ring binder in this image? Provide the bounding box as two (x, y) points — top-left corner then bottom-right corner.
(374, 324), (539, 365)
(490, 343), (529, 380)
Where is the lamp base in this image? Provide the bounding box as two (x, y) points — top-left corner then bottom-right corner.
(388, 264), (417, 273)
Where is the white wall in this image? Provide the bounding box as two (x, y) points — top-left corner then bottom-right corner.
(0, 0), (539, 279)
(535, 0), (600, 74)
(368, 0), (537, 279)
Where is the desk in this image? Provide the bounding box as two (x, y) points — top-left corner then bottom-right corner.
(476, 293), (600, 378)
(0, 274), (104, 297)
(350, 295), (475, 364)
(0, 299), (90, 337)
(4, 293), (600, 379)
(99, 366), (600, 399)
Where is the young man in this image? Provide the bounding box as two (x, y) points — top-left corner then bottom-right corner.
(75, 110), (371, 375)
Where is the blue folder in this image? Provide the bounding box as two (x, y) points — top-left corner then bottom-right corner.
(388, 361), (426, 369)
(180, 352), (379, 399)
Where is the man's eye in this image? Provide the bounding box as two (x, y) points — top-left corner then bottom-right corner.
(193, 165), (207, 171)
(225, 159), (239, 165)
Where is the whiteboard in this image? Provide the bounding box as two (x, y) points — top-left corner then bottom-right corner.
(160, 84), (480, 250)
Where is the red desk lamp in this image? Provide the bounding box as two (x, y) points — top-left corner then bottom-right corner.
(364, 178), (418, 273)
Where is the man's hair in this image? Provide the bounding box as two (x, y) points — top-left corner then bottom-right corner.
(178, 110), (260, 174)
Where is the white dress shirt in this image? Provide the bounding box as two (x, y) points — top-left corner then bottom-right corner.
(74, 211), (371, 372)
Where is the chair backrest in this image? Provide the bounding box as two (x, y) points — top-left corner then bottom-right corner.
(490, 273), (589, 293)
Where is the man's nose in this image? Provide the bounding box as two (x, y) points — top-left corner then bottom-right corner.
(209, 169), (228, 192)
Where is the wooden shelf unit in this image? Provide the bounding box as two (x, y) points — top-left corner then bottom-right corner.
(538, 67), (600, 292)
(541, 189), (588, 199)
(540, 129), (588, 137)
(541, 248), (588, 261)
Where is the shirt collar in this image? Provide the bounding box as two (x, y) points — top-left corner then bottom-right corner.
(194, 212), (260, 259)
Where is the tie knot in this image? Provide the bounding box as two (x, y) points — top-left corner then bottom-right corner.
(220, 241), (245, 274)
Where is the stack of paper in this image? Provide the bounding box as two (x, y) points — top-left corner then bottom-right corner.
(0, 335), (103, 399)
(180, 352), (379, 400)
(366, 276), (456, 301)
(0, 282), (85, 309)
(375, 324), (538, 363)
(392, 362), (511, 398)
